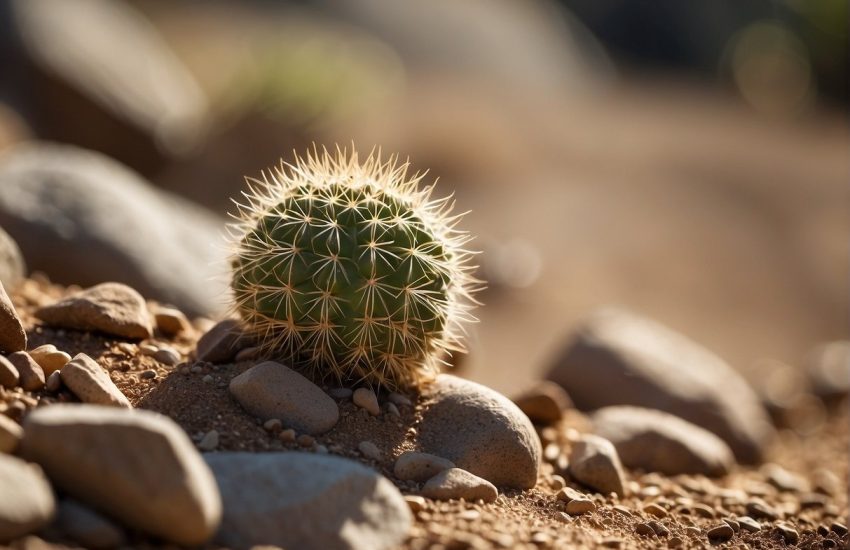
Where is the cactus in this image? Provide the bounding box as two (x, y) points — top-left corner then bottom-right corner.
(227, 147), (478, 389)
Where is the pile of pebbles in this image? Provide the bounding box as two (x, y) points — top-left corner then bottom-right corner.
(0, 277), (847, 550)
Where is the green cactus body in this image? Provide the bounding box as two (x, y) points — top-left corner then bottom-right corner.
(228, 148), (477, 389)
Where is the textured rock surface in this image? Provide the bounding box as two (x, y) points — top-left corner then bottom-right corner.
(36, 282), (152, 339)
(0, 144), (226, 316)
(21, 404), (221, 546)
(569, 434), (627, 497)
(418, 374), (541, 489)
(0, 280), (25, 352)
(591, 406), (735, 476)
(421, 468), (498, 503)
(206, 452), (411, 550)
(546, 308), (774, 463)
(0, 453), (55, 542)
(60, 353), (131, 408)
(229, 361), (339, 434)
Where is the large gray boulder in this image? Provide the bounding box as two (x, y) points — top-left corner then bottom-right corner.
(206, 452), (411, 550)
(0, 143), (228, 316)
(546, 307), (774, 464)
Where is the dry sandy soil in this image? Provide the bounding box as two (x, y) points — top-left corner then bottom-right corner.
(3, 277), (847, 550)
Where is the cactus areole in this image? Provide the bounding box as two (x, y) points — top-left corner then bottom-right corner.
(227, 148), (478, 389)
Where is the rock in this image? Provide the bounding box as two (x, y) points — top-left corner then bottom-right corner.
(0, 453), (55, 542)
(568, 434), (626, 497)
(21, 404), (221, 546)
(590, 406), (735, 476)
(36, 282), (152, 339)
(0, 355), (19, 388)
(152, 306), (192, 337)
(404, 495), (427, 513)
(196, 319), (244, 363)
(417, 374), (541, 489)
(44, 370), (61, 392)
(54, 499), (126, 549)
(206, 452), (411, 550)
(394, 451), (456, 482)
(513, 381), (573, 424)
(6, 0), (208, 175)
(0, 414), (22, 453)
(0, 226), (25, 289)
(388, 392), (413, 407)
(358, 441), (382, 461)
(0, 144), (226, 316)
(763, 463), (808, 493)
(806, 341), (850, 401)
(229, 361), (339, 435)
(7, 352), (45, 391)
(328, 387), (353, 399)
(421, 468), (498, 503)
(197, 430), (219, 452)
(60, 353), (130, 408)
(565, 498), (596, 515)
(153, 347), (180, 366)
(774, 523), (799, 544)
(736, 516), (761, 533)
(353, 387), (380, 416)
(28, 344), (71, 375)
(546, 308), (774, 463)
(0, 280), (26, 352)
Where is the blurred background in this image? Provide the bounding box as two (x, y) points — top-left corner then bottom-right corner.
(0, 0), (846, 398)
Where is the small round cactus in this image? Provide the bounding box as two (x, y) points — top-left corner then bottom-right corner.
(227, 147), (478, 389)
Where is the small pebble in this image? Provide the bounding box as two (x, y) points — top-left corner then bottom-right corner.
(45, 370), (61, 392)
(648, 521), (668, 537)
(197, 430), (219, 451)
(746, 500), (779, 521)
(692, 503), (715, 518)
(736, 516), (761, 533)
(28, 345), (72, 375)
(555, 511), (572, 524)
(153, 347), (180, 367)
(8, 352), (45, 391)
(139, 343), (159, 356)
(0, 356), (19, 388)
(278, 429), (296, 443)
(353, 387), (380, 416)
(297, 434), (315, 447)
(421, 468), (498, 503)
(668, 536), (683, 548)
(635, 523), (655, 536)
(387, 402), (401, 417)
(723, 518), (739, 532)
(358, 441), (382, 461)
(644, 503), (668, 518)
(774, 523), (799, 544)
(831, 522), (848, 536)
(394, 451), (455, 482)
(153, 307), (191, 336)
(565, 498), (596, 515)
(234, 346), (259, 362)
(201, 375), (214, 384)
(706, 524), (734, 541)
(139, 370), (157, 380)
(262, 419), (283, 433)
(388, 392), (412, 407)
(0, 414), (22, 453)
(684, 526), (701, 537)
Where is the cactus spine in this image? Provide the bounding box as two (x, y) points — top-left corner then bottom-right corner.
(227, 147), (478, 389)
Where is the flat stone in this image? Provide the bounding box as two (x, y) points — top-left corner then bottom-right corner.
(21, 404), (221, 546)
(421, 468), (498, 503)
(36, 282), (152, 339)
(774, 523), (799, 544)
(206, 452), (411, 550)
(394, 451), (456, 482)
(0, 226), (25, 289)
(565, 498), (596, 515)
(0, 414), (22, 454)
(54, 499), (126, 549)
(229, 361), (339, 435)
(388, 392), (413, 407)
(762, 463), (808, 493)
(28, 344), (71, 375)
(0, 144), (226, 317)
(0, 280), (26, 352)
(60, 353), (130, 408)
(591, 406), (735, 476)
(736, 516), (761, 533)
(7, 352), (45, 391)
(0, 453), (55, 542)
(0, 355), (19, 388)
(418, 374), (541, 489)
(546, 308), (774, 463)
(153, 347), (180, 366)
(568, 434), (626, 496)
(358, 441), (382, 461)
(196, 319), (243, 363)
(513, 381), (573, 424)
(353, 387), (380, 416)
(705, 523), (735, 541)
